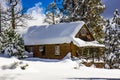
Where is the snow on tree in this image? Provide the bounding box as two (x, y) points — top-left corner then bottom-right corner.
(104, 9), (120, 69)
(3, 27), (24, 58)
(58, 0), (105, 42)
(3, 0), (31, 29)
(0, 34), (2, 53)
(44, 1), (61, 24)
(0, 1), (7, 53)
(0, 32), (5, 53)
(0, 0), (26, 58)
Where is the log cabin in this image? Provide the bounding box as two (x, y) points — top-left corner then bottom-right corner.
(23, 21), (105, 59)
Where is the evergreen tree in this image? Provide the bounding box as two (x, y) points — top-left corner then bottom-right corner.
(2, 27), (24, 58)
(59, 0), (105, 42)
(104, 9), (120, 69)
(0, 3), (1, 33)
(0, 1), (7, 53)
(0, 32), (5, 53)
(0, 34), (3, 53)
(44, 1), (61, 24)
(4, 0), (31, 29)
(0, 0), (26, 58)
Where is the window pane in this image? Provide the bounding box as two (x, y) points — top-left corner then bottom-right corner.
(39, 46), (44, 52)
(30, 47), (33, 52)
(81, 28), (86, 34)
(55, 45), (60, 55)
(39, 46), (45, 55)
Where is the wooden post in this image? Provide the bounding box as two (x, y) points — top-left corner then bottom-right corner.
(98, 48), (100, 61)
(70, 42), (73, 57)
(81, 48), (84, 58)
(87, 48), (90, 59)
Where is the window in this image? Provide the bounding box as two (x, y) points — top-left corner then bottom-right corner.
(55, 45), (60, 55)
(81, 28), (86, 35)
(39, 46), (45, 55)
(30, 47), (33, 52)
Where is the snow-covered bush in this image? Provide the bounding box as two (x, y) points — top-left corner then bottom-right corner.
(2, 61), (29, 70)
(1, 28), (25, 59)
(62, 52), (71, 60)
(24, 51), (33, 57)
(20, 63), (29, 70)
(2, 61), (19, 70)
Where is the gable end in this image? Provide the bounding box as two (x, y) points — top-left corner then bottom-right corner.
(75, 24), (95, 41)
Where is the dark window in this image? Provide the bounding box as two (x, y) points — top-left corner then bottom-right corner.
(30, 47), (33, 52)
(25, 47), (29, 52)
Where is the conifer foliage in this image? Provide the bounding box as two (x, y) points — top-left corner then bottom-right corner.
(44, 1), (61, 24)
(0, 0), (25, 59)
(57, 0), (105, 42)
(104, 9), (120, 69)
(0, 28), (24, 59)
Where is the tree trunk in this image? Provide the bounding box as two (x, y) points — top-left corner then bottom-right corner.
(11, 6), (15, 29)
(10, 0), (17, 29)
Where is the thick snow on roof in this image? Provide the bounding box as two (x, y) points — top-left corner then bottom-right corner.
(23, 21), (84, 45)
(73, 38), (105, 47)
(23, 21), (104, 47)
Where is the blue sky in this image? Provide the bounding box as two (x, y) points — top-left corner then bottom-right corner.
(101, 0), (120, 18)
(22, 0), (53, 12)
(22, 0), (120, 18)
(0, 0), (119, 26)
(20, 0), (120, 26)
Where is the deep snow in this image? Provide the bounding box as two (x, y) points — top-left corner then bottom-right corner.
(0, 55), (120, 80)
(23, 21), (104, 48)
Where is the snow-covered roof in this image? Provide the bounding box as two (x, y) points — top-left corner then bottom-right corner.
(23, 21), (105, 47)
(73, 38), (105, 47)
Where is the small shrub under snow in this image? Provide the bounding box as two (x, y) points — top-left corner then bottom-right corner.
(1, 61), (29, 70)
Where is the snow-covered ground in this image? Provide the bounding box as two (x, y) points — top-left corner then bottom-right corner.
(0, 56), (120, 80)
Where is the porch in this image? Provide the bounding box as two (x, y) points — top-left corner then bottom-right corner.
(77, 47), (105, 63)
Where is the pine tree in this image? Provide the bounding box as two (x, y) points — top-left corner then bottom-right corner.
(104, 9), (120, 69)
(0, 3), (1, 33)
(0, 32), (5, 53)
(4, 0), (31, 29)
(0, 35), (2, 53)
(44, 1), (61, 24)
(3, 27), (24, 58)
(104, 19), (114, 69)
(59, 0), (105, 42)
(0, 0), (26, 58)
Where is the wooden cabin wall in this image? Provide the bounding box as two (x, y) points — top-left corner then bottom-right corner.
(25, 43), (78, 59)
(43, 43), (71, 59)
(70, 42), (79, 57)
(25, 44), (104, 59)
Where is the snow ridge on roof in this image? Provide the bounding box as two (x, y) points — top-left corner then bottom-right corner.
(23, 21), (85, 45)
